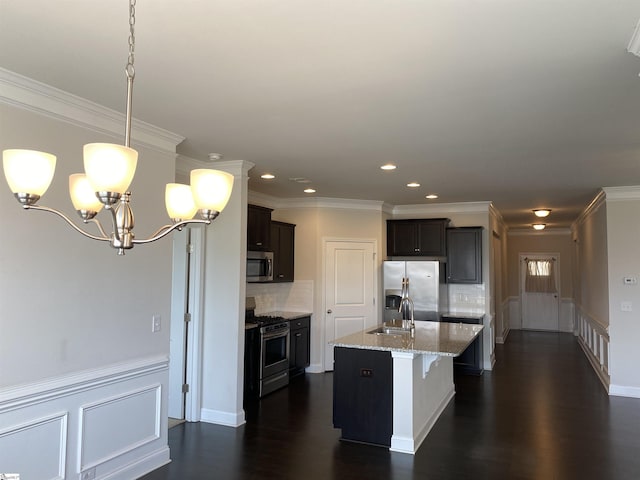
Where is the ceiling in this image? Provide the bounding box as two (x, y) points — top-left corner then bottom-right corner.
(1, 1), (639, 229)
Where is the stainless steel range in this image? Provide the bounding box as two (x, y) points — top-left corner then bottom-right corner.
(244, 298), (290, 399)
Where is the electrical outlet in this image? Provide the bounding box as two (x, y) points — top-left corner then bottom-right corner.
(621, 302), (632, 312)
(623, 276), (638, 285)
(152, 314), (161, 332)
(81, 468), (96, 480)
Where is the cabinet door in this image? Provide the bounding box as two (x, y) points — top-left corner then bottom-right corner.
(247, 205), (272, 250)
(416, 220), (447, 256)
(440, 316), (483, 375)
(387, 221), (418, 256)
(271, 221), (295, 282)
(446, 227), (482, 283)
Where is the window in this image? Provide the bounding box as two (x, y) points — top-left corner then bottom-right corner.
(525, 258), (557, 293)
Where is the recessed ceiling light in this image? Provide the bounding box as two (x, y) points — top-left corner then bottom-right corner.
(533, 209), (551, 217)
(380, 164), (396, 170)
(425, 194), (438, 199)
(407, 182), (420, 188)
(304, 188), (316, 194)
(532, 224), (546, 230)
(261, 173), (275, 179)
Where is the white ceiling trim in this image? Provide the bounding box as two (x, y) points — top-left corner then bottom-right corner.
(0, 68), (185, 154)
(393, 201), (492, 216)
(273, 196), (387, 212)
(508, 228), (571, 236)
(572, 190), (606, 231)
(628, 19), (640, 57)
(603, 185), (640, 201)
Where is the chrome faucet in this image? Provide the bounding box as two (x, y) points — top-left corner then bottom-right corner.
(399, 277), (415, 336)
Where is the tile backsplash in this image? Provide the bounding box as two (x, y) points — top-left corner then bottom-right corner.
(448, 283), (485, 315)
(246, 280), (314, 315)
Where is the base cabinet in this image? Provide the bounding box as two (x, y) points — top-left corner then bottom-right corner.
(333, 347), (393, 446)
(289, 316), (310, 377)
(440, 315), (484, 375)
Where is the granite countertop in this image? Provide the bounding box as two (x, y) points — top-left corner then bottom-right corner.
(441, 312), (485, 320)
(330, 321), (483, 357)
(262, 311), (312, 320)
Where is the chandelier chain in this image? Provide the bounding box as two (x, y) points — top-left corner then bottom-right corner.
(126, 0), (136, 79)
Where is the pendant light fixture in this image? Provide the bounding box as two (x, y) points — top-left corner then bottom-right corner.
(2, 0), (233, 255)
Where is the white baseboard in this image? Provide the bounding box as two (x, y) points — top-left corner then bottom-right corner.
(200, 408), (246, 427)
(102, 446), (170, 480)
(306, 363), (324, 374)
(609, 384), (640, 398)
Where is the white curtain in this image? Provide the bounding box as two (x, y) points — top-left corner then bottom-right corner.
(525, 258), (557, 293)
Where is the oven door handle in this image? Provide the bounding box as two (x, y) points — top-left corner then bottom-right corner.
(262, 328), (289, 340)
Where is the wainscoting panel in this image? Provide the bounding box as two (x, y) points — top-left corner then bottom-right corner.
(576, 306), (610, 393)
(0, 412), (67, 480)
(79, 385), (161, 471)
(0, 356), (170, 480)
(507, 296), (574, 333)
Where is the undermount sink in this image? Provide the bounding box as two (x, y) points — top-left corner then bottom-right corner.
(368, 324), (413, 336)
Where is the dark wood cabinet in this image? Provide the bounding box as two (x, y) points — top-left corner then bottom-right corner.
(271, 221), (295, 282)
(333, 347), (393, 446)
(440, 315), (484, 375)
(289, 316), (310, 378)
(386, 219), (449, 257)
(446, 227), (482, 284)
(247, 204), (272, 251)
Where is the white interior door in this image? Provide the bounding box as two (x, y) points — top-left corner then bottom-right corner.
(520, 254), (560, 331)
(169, 229), (189, 419)
(324, 240), (376, 371)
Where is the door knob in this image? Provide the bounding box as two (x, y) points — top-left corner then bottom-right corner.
(327, 309), (332, 314)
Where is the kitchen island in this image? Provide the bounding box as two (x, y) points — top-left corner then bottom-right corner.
(330, 321), (483, 454)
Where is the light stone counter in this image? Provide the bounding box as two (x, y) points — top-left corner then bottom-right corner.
(330, 320), (483, 357)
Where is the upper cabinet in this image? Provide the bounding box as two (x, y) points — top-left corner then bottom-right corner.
(271, 221), (295, 282)
(446, 227), (483, 284)
(247, 204), (272, 251)
(386, 219), (449, 257)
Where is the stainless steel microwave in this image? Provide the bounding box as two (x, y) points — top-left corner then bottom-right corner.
(247, 251), (274, 282)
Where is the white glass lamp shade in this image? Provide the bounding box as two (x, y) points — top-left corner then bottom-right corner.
(533, 209), (551, 218)
(83, 143), (138, 194)
(190, 169), (234, 212)
(2, 149), (56, 195)
(533, 224), (546, 230)
(165, 183), (198, 220)
(69, 174), (104, 212)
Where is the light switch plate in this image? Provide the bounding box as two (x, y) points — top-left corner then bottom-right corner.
(621, 302), (632, 312)
(623, 276), (638, 285)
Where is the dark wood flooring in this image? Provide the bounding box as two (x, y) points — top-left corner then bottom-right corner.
(142, 331), (640, 479)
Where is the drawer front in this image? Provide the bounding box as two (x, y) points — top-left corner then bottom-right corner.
(290, 316), (310, 330)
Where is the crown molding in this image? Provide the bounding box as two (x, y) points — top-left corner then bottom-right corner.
(0, 68), (184, 154)
(603, 185), (640, 201)
(628, 19), (640, 57)
(392, 201), (492, 216)
(177, 154), (255, 178)
(274, 196), (386, 212)
(508, 228), (571, 236)
(572, 189), (606, 230)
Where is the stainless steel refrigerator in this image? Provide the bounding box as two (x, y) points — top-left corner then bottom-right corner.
(383, 261), (448, 322)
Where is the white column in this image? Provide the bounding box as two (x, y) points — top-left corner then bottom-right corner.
(390, 352), (455, 454)
(199, 159), (254, 426)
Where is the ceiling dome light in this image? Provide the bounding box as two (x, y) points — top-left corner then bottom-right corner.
(533, 224), (546, 230)
(304, 188), (316, 193)
(261, 173), (275, 179)
(380, 164), (396, 170)
(407, 182), (420, 188)
(425, 194), (438, 199)
(533, 209), (551, 217)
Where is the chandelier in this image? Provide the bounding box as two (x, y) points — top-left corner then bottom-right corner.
(1, 0), (233, 255)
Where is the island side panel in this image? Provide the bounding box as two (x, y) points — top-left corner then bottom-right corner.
(333, 347), (393, 447)
(390, 352), (455, 454)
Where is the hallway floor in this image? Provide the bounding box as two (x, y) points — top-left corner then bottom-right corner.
(142, 331), (640, 479)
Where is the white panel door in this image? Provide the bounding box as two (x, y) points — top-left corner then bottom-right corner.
(521, 254), (560, 331)
(169, 229), (188, 419)
(324, 240), (376, 371)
